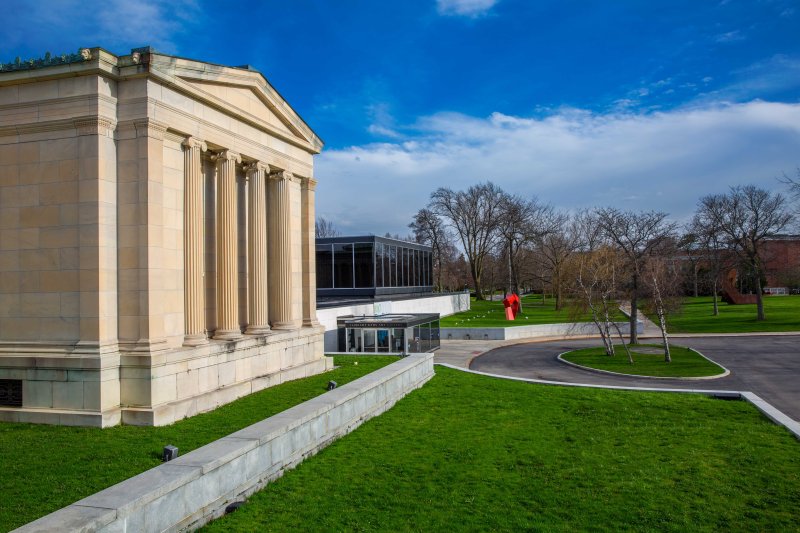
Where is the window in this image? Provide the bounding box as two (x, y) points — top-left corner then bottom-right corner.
(389, 246), (397, 287)
(354, 242), (374, 288)
(333, 243), (354, 288)
(375, 243), (384, 287)
(315, 244), (333, 288)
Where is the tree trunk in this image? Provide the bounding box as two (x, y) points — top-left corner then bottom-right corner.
(712, 279), (719, 316)
(692, 264), (699, 298)
(755, 268), (765, 321)
(652, 275), (671, 363)
(629, 272), (639, 344)
(471, 263), (483, 300)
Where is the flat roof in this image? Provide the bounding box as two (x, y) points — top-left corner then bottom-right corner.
(336, 313), (440, 328)
(316, 235), (431, 251)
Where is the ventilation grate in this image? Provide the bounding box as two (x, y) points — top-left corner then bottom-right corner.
(0, 379), (22, 407)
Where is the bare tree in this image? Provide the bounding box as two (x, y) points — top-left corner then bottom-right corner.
(689, 214), (733, 316)
(697, 185), (794, 320)
(496, 193), (559, 305)
(429, 182), (504, 300)
(596, 208), (678, 344)
(315, 217), (340, 238)
(572, 246), (633, 362)
(678, 231), (702, 298)
(409, 208), (452, 292)
(642, 254), (682, 362)
(779, 168), (800, 216)
(533, 211), (583, 310)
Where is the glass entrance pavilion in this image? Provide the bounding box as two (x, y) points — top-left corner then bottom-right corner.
(336, 313), (440, 354)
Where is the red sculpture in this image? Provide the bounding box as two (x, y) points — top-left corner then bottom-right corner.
(502, 293), (521, 320)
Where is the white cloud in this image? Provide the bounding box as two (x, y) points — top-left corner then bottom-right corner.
(715, 30), (745, 43)
(436, 0), (499, 18)
(315, 101), (800, 236)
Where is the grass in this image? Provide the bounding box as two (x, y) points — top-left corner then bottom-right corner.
(204, 366), (800, 532)
(662, 295), (800, 333)
(560, 344), (726, 378)
(440, 294), (605, 328)
(0, 356), (396, 532)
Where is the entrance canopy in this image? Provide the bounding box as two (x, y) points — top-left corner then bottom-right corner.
(336, 313), (440, 354)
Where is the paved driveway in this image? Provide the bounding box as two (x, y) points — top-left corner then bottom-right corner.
(469, 335), (800, 422)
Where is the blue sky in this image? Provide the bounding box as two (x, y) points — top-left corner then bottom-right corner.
(4, 0), (800, 235)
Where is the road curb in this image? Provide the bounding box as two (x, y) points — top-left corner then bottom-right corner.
(555, 347), (730, 381)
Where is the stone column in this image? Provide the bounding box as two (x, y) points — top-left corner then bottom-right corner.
(182, 137), (208, 345)
(212, 149), (243, 340)
(268, 169), (295, 330)
(301, 177), (320, 326)
(245, 161), (270, 334)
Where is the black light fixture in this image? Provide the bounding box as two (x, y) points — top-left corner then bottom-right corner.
(327, 380), (337, 391)
(163, 444), (179, 462)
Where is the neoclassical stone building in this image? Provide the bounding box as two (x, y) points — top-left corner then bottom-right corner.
(0, 47), (330, 426)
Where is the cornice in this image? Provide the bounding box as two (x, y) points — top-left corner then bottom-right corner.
(0, 115), (117, 138)
(0, 93), (117, 114)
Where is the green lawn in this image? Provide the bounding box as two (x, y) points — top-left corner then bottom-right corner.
(561, 344), (726, 378)
(204, 366), (800, 532)
(440, 294), (600, 328)
(662, 295), (800, 333)
(0, 356), (396, 532)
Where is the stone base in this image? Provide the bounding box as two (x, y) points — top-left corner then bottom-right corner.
(0, 326), (328, 427)
(0, 406), (121, 427)
(121, 356), (333, 426)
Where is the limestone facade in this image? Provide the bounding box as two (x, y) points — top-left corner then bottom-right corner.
(0, 47), (330, 426)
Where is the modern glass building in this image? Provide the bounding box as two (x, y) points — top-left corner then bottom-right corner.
(316, 236), (434, 297)
(336, 313), (441, 354)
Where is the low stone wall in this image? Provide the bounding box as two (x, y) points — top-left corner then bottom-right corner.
(441, 320), (642, 341)
(16, 354), (435, 533)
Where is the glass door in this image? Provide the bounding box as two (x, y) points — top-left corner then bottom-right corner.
(377, 329), (390, 352)
(363, 329), (376, 352)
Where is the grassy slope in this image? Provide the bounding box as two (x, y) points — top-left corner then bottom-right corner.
(662, 295), (800, 334)
(204, 367), (800, 532)
(0, 356), (395, 532)
(561, 344), (725, 377)
(440, 294), (599, 328)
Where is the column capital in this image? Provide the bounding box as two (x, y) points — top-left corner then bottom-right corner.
(301, 176), (317, 191)
(268, 169), (292, 182)
(211, 149), (242, 164)
(74, 116), (117, 137)
(243, 161), (270, 175)
(182, 136), (208, 152)
(133, 118), (168, 140)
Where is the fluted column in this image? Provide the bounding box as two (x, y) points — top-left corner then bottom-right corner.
(245, 161), (270, 334)
(268, 169), (295, 329)
(182, 137), (208, 345)
(212, 149), (243, 340)
(301, 177), (320, 326)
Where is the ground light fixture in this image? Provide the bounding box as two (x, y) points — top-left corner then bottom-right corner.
(162, 445), (179, 462)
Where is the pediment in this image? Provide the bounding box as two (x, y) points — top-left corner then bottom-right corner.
(179, 77), (306, 142)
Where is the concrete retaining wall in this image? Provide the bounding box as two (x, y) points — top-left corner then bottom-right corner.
(16, 354), (435, 533)
(441, 320), (642, 341)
